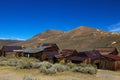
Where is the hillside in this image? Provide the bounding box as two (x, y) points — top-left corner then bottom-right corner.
(13, 26), (120, 51)
(0, 39), (23, 48)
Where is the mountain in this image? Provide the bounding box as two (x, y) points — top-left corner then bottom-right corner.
(0, 39), (23, 48)
(13, 26), (120, 52)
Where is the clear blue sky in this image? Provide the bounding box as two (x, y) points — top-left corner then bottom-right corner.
(0, 0), (120, 40)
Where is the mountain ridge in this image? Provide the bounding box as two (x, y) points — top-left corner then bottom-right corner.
(1, 26), (120, 52)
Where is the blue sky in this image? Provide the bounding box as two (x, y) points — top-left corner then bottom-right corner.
(0, 0), (120, 40)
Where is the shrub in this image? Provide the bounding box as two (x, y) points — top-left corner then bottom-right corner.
(31, 62), (41, 69)
(39, 61), (53, 69)
(45, 67), (57, 74)
(0, 57), (7, 61)
(39, 66), (47, 73)
(16, 60), (31, 69)
(53, 63), (68, 72)
(70, 66), (81, 72)
(78, 63), (88, 67)
(23, 75), (38, 80)
(7, 58), (18, 66)
(66, 62), (76, 69)
(0, 61), (7, 66)
(85, 67), (97, 74)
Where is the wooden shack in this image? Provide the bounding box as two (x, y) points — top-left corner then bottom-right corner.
(23, 47), (46, 61)
(99, 54), (120, 70)
(67, 50), (101, 65)
(94, 47), (119, 55)
(2, 46), (22, 57)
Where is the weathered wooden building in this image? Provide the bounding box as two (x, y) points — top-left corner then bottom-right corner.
(23, 47), (47, 61)
(99, 54), (120, 70)
(23, 44), (59, 61)
(94, 47), (119, 55)
(67, 50), (101, 65)
(2, 46), (22, 57)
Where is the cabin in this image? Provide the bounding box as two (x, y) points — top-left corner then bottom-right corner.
(2, 46), (22, 57)
(67, 50), (101, 65)
(99, 54), (120, 70)
(23, 45), (59, 62)
(60, 49), (78, 58)
(94, 47), (119, 55)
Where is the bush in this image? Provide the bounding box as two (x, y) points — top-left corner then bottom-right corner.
(39, 61), (53, 69)
(0, 61), (7, 66)
(16, 60), (31, 69)
(70, 65), (97, 74)
(66, 62), (76, 69)
(45, 67), (57, 74)
(78, 63), (88, 67)
(39, 66), (47, 73)
(53, 63), (68, 72)
(23, 75), (38, 80)
(31, 62), (41, 69)
(7, 58), (18, 66)
(70, 66), (81, 72)
(0, 57), (7, 61)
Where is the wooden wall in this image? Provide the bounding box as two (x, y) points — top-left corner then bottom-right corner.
(99, 57), (120, 70)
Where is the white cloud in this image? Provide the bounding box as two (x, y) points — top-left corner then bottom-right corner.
(108, 22), (120, 32)
(0, 37), (25, 41)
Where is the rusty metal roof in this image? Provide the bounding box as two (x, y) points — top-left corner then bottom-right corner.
(102, 54), (120, 60)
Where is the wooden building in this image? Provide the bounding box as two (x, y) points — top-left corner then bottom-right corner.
(99, 54), (120, 70)
(67, 50), (101, 65)
(22, 47), (46, 61)
(94, 47), (119, 55)
(23, 45), (59, 61)
(2, 46), (22, 57)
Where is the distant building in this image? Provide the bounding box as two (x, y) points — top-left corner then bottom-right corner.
(2, 46), (22, 57)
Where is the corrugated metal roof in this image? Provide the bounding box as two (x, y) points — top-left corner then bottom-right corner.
(102, 55), (120, 60)
(23, 46), (50, 53)
(94, 47), (118, 55)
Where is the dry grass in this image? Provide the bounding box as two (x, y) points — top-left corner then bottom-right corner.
(0, 66), (120, 80)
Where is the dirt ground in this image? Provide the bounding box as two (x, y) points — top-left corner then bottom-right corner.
(0, 66), (120, 80)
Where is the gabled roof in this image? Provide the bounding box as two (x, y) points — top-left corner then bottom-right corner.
(77, 50), (101, 60)
(41, 43), (59, 50)
(94, 47), (118, 55)
(60, 49), (78, 57)
(85, 50), (101, 60)
(2, 46), (22, 52)
(102, 55), (120, 60)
